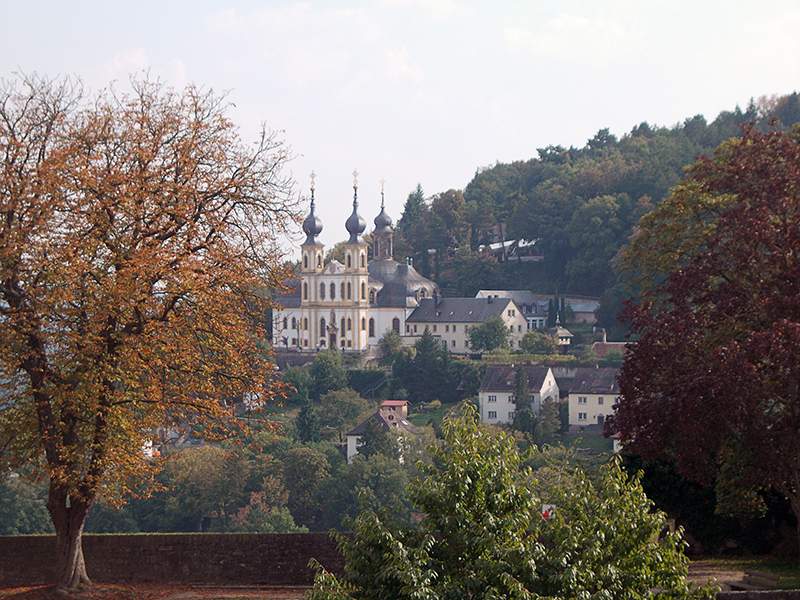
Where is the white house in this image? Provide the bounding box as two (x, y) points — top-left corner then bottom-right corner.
(345, 400), (415, 463)
(405, 296), (528, 353)
(478, 364), (559, 425)
(568, 367), (620, 430)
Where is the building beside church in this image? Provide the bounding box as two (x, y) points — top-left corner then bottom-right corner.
(272, 174), (439, 352)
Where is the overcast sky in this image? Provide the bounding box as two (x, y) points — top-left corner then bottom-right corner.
(3, 1), (800, 254)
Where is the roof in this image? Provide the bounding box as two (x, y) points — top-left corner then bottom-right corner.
(406, 297), (515, 323)
(591, 342), (629, 358)
(346, 409), (416, 437)
(476, 291), (600, 314)
(381, 400), (410, 407)
(479, 364), (552, 394)
(569, 367), (620, 395)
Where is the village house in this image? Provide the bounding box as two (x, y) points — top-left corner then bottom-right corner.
(568, 367), (621, 432)
(405, 296), (528, 353)
(478, 364), (559, 425)
(345, 400), (415, 463)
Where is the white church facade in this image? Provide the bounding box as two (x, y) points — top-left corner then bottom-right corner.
(273, 174), (439, 353)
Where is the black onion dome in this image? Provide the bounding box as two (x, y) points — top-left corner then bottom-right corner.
(345, 192), (366, 243)
(302, 194), (323, 245)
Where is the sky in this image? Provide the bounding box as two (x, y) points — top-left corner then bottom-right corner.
(2, 0), (800, 255)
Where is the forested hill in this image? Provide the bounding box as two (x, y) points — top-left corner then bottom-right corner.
(390, 93), (800, 310)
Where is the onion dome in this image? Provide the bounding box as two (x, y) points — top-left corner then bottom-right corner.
(302, 173), (323, 245)
(374, 193), (393, 232)
(345, 187), (366, 244)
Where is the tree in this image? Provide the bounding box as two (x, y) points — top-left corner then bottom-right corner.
(610, 124), (800, 562)
(520, 330), (559, 355)
(512, 367), (537, 436)
(316, 388), (373, 440)
(0, 75), (295, 590)
(296, 398), (321, 443)
(310, 349), (348, 401)
(466, 314), (510, 353)
(357, 417), (397, 460)
(309, 406), (709, 600)
(283, 447), (331, 530)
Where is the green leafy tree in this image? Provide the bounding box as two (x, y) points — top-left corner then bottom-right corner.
(378, 329), (404, 365)
(466, 314), (510, 353)
(309, 406), (710, 600)
(512, 367), (537, 437)
(282, 365), (313, 406)
(317, 388), (374, 440)
(0, 478), (54, 535)
(283, 447), (331, 530)
(310, 349), (348, 401)
(520, 330), (559, 355)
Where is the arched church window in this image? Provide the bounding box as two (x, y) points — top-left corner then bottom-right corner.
(347, 318), (352, 331)
(304, 317), (308, 330)
(340, 282), (345, 299)
(341, 317), (346, 333)
(283, 317), (287, 329)
(347, 282), (352, 299)
(291, 317), (297, 328)
(303, 282), (308, 300)
(320, 283), (325, 299)
(369, 318), (375, 337)
(369, 290), (375, 304)
(361, 253), (365, 268)
(304, 254), (308, 269)
(317, 254), (321, 268)
(321, 317), (326, 333)
(392, 317), (400, 333)
(347, 254), (351, 268)
(361, 282), (366, 300)
(361, 317), (366, 331)
(330, 282), (336, 300)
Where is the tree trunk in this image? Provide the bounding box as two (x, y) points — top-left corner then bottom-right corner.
(49, 487), (92, 592)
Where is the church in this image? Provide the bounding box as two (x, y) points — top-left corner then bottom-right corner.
(273, 173), (439, 353)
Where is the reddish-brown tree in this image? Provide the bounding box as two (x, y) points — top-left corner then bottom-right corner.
(610, 124), (800, 559)
(0, 74), (297, 590)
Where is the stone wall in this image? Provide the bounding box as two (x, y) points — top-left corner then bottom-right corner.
(0, 533), (345, 587)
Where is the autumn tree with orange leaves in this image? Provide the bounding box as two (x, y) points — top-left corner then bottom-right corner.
(0, 74), (298, 591)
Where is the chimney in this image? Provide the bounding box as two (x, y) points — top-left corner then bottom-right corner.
(487, 295), (493, 304)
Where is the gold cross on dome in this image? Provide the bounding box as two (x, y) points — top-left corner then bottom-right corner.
(352, 169), (359, 189)
(310, 170), (316, 191)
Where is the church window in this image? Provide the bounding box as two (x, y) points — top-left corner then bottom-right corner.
(369, 318), (375, 337)
(341, 317), (345, 333)
(303, 318), (308, 330)
(330, 282), (336, 300)
(347, 318), (352, 331)
(393, 318), (400, 333)
(303, 282), (308, 300)
(317, 254), (321, 268)
(282, 317), (287, 329)
(347, 254), (352, 268)
(321, 317), (326, 331)
(320, 283), (325, 299)
(361, 317), (366, 331)
(341, 339), (346, 348)
(347, 282), (352, 299)
(341, 283), (345, 299)
(361, 282), (366, 300)
(361, 253), (365, 268)
(369, 290), (375, 304)
(303, 254), (308, 269)
(291, 317), (297, 329)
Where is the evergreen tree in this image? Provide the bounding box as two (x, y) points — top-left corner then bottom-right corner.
(296, 398), (321, 443)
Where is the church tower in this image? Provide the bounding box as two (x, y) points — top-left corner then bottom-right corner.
(299, 172), (324, 349)
(372, 180), (393, 260)
(342, 170), (370, 351)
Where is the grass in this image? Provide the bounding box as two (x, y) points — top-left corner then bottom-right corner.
(703, 556), (800, 589)
(559, 433), (614, 454)
(407, 402), (457, 427)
